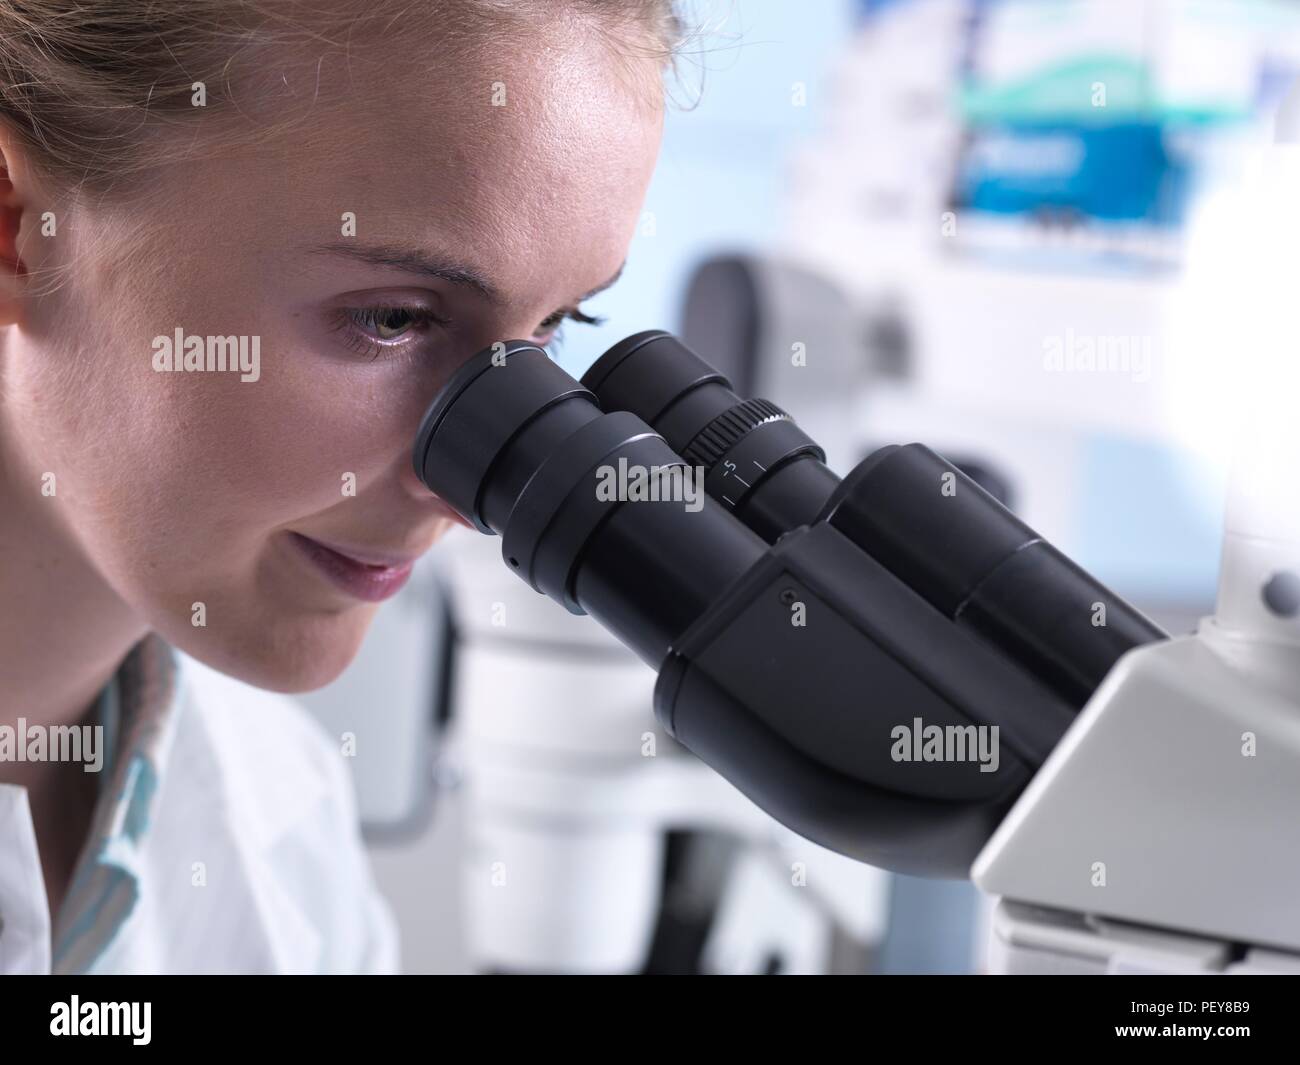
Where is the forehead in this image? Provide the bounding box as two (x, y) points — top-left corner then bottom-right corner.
(263, 30), (664, 304)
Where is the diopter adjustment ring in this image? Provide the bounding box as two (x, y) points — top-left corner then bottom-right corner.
(681, 398), (789, 470)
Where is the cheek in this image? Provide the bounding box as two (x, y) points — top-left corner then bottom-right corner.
(45, 335), (413, 580)
(161, 348), (407, 522)
(31, 242), (436, 588)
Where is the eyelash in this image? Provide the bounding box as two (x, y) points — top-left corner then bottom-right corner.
(534, 307), (606, 354)
(333, 303), (606, 362)
(331, 304), (448, 362)
(536, 306), (605, 334)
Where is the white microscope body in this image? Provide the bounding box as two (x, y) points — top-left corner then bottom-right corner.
(973, 437), (1300, 973)
(974, 415), (1300, 973)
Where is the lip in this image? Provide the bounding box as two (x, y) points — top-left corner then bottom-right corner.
(287, 532), (415, 602)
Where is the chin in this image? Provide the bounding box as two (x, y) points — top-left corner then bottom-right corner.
(161, 606), (375, 694)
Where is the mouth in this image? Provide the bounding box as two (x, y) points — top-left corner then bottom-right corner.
(286, 532), (417, 602)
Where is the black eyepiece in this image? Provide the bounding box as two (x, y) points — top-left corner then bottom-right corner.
(413, 338), (767, 665)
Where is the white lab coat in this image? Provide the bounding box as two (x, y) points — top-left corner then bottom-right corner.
(0, 639), (400, 974)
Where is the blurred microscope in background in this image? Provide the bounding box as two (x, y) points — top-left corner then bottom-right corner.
(296, 0), (1300, 973)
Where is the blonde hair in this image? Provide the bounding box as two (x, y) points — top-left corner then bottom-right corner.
(0, 0), (687, 201)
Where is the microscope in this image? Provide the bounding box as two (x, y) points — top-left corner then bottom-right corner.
(413, 320), (1298, 975)
(409, 28), (1300, 973)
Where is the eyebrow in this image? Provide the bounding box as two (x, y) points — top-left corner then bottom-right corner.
(310, 240), (626, 310)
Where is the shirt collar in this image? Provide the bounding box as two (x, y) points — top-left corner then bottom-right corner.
(52, 632), (183, 974)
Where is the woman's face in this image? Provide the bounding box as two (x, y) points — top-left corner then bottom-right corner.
(4, 29), (664, 691)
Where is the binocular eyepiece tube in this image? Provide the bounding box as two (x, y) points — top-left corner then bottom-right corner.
(412, 331), (1165, 874)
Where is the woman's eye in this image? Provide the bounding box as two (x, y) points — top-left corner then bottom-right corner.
(353, 306), (433, 341)
(332, 303), (446, 362)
